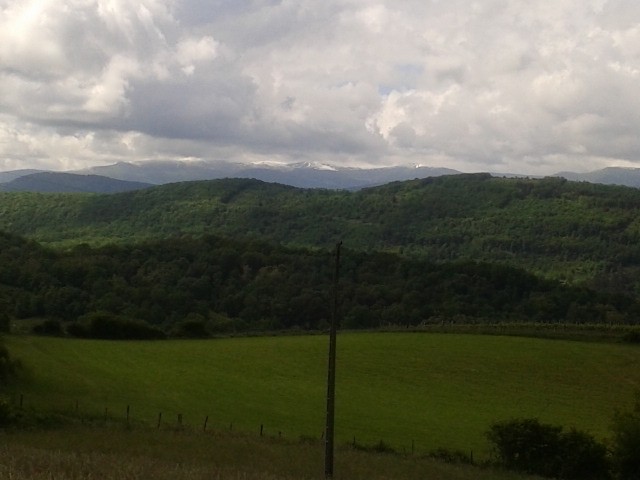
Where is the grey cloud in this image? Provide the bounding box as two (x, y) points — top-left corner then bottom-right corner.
(122, 63), (258, 142)
(1, 0), (640, 174)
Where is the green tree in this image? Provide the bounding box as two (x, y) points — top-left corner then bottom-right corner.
(558, 428), (610, 480)
(487, 418), (563, 477)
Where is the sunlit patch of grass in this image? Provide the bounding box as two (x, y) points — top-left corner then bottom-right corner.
(6, 332), (640, 457)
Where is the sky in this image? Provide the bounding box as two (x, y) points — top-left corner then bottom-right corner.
(1, 0), (640, 175)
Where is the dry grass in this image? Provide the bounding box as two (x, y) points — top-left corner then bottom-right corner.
(0, 445), (302, 480)
(0, 426), (542, 480)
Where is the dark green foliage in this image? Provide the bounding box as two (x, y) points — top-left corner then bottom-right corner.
(170, 316), (210, 338)
(32, 319), (63, 336)
(611, 396), (640, 480)
(486, 418), (610, 479)
(0, 396), (17, 427)
(4, 175), (640, 332)
(0, 341), (22, 387)
(557, 429), (611, 480)
(0, 311), (9, 333)
(71, 312), (166, 340)
(207, 312), (239, 334)
(1, 231), (639, 333)
(621, 331), (640, 344)
(487, 418), (563, 477)
(5, 174), (640, 292)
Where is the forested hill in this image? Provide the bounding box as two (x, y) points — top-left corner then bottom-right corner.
(1, 231), (637, 335)
(2, 173), (640, 291)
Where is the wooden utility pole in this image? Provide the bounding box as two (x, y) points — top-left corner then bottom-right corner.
(324, 241), (342, 479)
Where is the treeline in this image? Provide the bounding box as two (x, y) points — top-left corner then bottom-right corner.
(1, 231), (638, 337)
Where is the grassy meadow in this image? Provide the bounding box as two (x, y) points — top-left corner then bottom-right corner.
(5, 332), (640, 458)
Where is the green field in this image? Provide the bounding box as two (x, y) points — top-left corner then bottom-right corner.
(6, 332), (640, 457)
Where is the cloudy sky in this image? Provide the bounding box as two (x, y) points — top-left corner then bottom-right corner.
(1, 0), (639, 175)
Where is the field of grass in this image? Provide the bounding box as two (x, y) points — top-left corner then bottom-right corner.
(5, 332), (640, 458)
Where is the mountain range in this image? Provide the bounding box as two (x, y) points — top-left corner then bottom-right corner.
(0, 172), (152, 194)
(1, 159), (640, 193)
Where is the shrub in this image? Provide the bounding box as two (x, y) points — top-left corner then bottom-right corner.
(170, 315), (209, 338)
(558, 428), (610, 480)
(611, 396), (640, 480)
(32, 319), (63, 336)
(0, 395), (16, 426)
(486, 418), (610, 479)
(0, 312), (9, 333)
(0, 342), (22, 387)
(487, 418), (563, 477)
(71, 312), (166, 340)
(172, 320), (209, 338)
(66, 322), (89, 337)
(621, 330), (640, 344)
(208, 312), (238, 334)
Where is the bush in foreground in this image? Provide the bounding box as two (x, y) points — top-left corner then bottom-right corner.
(611, 396), (640, 480)
(0, 342), (22, 386)
(486, 418), (610, 479)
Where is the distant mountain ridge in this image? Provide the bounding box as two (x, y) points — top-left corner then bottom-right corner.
(553, 167), (640, 188)
(2, 160), (640, 190)
(0, 169), (45, 183)
(80, 160), (462, 189)
(0, 172), (152, 193)
(0, 160), (461, 190)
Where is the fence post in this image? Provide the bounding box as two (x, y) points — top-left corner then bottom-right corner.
(126, 405), (130, 426)
(260, 424), (264, 436)
(203, 416), (209, 432)
(157, 412), (162, 429)
(178, 413), (183, 427)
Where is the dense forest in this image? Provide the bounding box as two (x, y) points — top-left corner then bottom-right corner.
(0, 230), (638, 338)
(3, 173), (640, 336)
(2, 173), (640, 291)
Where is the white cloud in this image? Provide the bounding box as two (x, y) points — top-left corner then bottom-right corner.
(1, 0), (640, 175)
(176, 36), (218, 75)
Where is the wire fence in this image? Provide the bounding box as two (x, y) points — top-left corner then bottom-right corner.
(8, 393), (476, 464)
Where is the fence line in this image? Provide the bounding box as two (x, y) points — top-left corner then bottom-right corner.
(11, 393), (473, 463)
